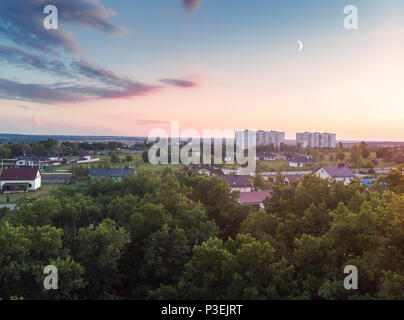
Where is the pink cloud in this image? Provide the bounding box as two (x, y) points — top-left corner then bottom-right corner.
(34, 116), (41, 126)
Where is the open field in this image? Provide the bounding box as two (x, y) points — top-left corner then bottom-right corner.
(0, 184), (60, 203)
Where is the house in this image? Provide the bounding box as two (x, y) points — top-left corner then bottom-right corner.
(79, 152), (91, 161)
(288, 155), (316, 167)
(181, 166), (224, 176)
(222, 175), (252, 192)
(313, 163), (355, 185)
(256, 152), (276, 161)
(238, 190), (271, 211)
(0, 167), (41, 192)
(284, 174), (303, 185)
(15, 154), (52, 169)
(89, 168), (135, 181)
(77, 154), (100, 164)
(280, 152), (297, 161)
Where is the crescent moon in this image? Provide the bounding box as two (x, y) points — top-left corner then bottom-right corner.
(297, 40), (303, 52)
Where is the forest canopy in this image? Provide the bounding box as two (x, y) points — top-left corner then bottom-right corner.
(0, 169), (403, 300)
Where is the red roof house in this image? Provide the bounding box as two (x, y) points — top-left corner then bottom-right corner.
(0, 168), (41, 193)
(239, 190), (271, 210)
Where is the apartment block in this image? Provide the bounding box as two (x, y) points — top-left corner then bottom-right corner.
(236, 130), (285, 150)
(296, 132), (336, 148)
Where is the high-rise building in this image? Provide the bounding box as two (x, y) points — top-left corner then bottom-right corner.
(236, 130), (285, 150)
(296, 132), (336, 148)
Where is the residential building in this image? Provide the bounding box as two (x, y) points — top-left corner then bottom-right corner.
(288, 155), (316, 167)
(312, 163), (355, 184)
(222, 175), (252, 192)
(15, 154), (52, 169)
(255, 152), (276, 161)
(235, 130), (285, 150)
(89, 168), (135, 181)
(296, 132), (337, 148)
(280, 152), (297, 160)
(238, 190), (271, 211)
(0, 167), (41, 192)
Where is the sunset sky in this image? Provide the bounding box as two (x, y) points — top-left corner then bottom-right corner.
(1, 0), (404, 140)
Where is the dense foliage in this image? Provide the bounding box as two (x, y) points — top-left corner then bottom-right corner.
(0, 169), (403, 300)
(0, 139), (149, 158)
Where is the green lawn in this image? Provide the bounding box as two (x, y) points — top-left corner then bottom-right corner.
(0, 184), (60, 203)
(87, 154), (185, 172)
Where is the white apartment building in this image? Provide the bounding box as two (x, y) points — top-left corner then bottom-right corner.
(236, 130), (285, 150)
(296, 132), (336, 148)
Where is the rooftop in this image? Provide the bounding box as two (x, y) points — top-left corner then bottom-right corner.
(223, 175), (252, 188)
(289, 155), (316, 163)
(239, 190), (271, 204)
(89, 168), (135, 178)
(313, 165), (354, 178)
(0, 167), (40, 181)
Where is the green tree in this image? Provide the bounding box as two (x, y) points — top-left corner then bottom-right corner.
(110, 152), (120, 163)
(254, 173), (266, 189)
(359, 142), (370, 159)
(0, 145), (11, 159)
(77, 218), (130, 297)
(349, 145), (362, 167)
(336, 150), (345, 162)
(142, 149), (149, 163)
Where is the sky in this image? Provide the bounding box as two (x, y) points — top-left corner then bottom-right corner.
(0, 0), (404, 140)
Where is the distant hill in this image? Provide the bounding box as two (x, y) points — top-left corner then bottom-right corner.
(0, 133), (148, 144)
(1, 133), (403, 148)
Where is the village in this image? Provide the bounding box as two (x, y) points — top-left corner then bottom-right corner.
(0, 136), (396, 213)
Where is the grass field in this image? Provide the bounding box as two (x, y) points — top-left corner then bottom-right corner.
(42, 150), (398, 174)
(0, 184), (60, 203)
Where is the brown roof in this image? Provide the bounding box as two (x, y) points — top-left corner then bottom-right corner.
(239, 190), (271, 204)
(223, 175), (252, 188)
(0, 168), (40, 181)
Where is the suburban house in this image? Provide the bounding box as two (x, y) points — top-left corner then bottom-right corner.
(255, 152), (276, 161)
(280, 152), (297, 160)
(89, 168), (135, 181)
(313, 163), (355, 184)
(181, 166), (224, 176)
(284, 174), (303, 185)
(288, 155), (316, 167)
(15, 154), (52, 169)
(238, 190), (271, 211)
(222, 175), (252, 192)
(0, 167), (41, 192)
